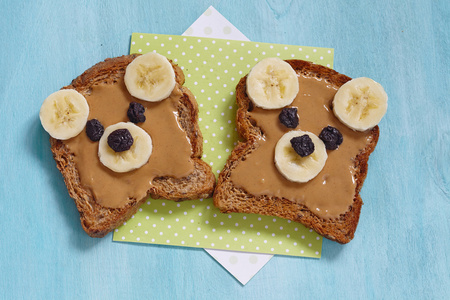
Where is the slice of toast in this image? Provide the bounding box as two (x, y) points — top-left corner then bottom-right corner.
(213, 60), (379, 244)
(49, 54), (216, 238)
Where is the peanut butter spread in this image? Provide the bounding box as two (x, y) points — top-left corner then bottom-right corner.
(230, 75), (373, 219)
(65, 78), (194, 208)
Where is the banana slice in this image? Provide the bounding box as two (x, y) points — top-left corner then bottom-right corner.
(333, 77), (388, 131)
(246, 57), (299, 109)
(40, 89), (89, 140)
(98, 122), (153, 173)
(274, 130), (327, 183)
(124, 52), (176, 102)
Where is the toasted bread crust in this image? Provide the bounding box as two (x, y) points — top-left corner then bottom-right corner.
(50, 55), (215, 238)
(213, 60), (379, 244)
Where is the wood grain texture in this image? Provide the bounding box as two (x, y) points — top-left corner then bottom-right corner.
(0, 0), (448, 299)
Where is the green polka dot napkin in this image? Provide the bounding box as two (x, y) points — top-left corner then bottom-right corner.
(113, 33), (334, 258)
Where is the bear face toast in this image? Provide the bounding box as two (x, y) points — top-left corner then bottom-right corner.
(41, 54), (215, 237)
(213, 59), (386, 244)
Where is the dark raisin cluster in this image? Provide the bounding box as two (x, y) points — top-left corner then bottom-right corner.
(127, 102), (146, 124)
(319, 126), (343, 150)
(107, 129), (134, 152)
(85, 119), (104, 142)
(290, 134), (315, 157)
(279, 107), (299, 128)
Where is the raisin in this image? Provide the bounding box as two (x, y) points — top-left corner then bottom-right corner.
(85, 119), (104, 142)
(290, 135), (315, 157)
(107, 129), (134, 152)
(279, 107), (299, 128)
(319, 126), (343, 150)
(127, 102), (146, 123)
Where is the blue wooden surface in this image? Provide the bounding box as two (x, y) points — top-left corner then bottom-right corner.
(1, 0), (449, 299)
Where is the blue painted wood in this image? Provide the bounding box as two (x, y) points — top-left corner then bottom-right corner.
(0, 0), (448, 299)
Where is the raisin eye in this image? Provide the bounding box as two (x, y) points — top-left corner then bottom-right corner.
(319, 126), (343, 150)
(279, 107), (299, 128)
(127, 102), (146, 124)
(86, 119), (104, 142)
(290, 135), (314, 157)
(107, 129), (134, 152)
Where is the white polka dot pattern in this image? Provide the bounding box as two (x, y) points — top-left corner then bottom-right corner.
(113, 33), (334, 258)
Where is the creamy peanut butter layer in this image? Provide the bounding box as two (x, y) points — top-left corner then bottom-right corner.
(230, 75), (373, 219)
(65, 78), (194, 208)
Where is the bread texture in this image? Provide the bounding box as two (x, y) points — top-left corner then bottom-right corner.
(50, 54), (215, 238)
(213, 60), (379, 244)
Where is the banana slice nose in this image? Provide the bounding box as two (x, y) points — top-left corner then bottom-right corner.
(274, 130), (328, 183)
(98, 122), (153, 173)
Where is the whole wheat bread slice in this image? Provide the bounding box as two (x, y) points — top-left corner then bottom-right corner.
(213, 60), (379, 244)
(49, 54), (216, 238)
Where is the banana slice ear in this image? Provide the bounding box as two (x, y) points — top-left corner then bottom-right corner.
(39, 89), (90, 140)
(124, 52), (176, 102)
(333, 77), (388, 131)
(246, 57), (299, 109)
